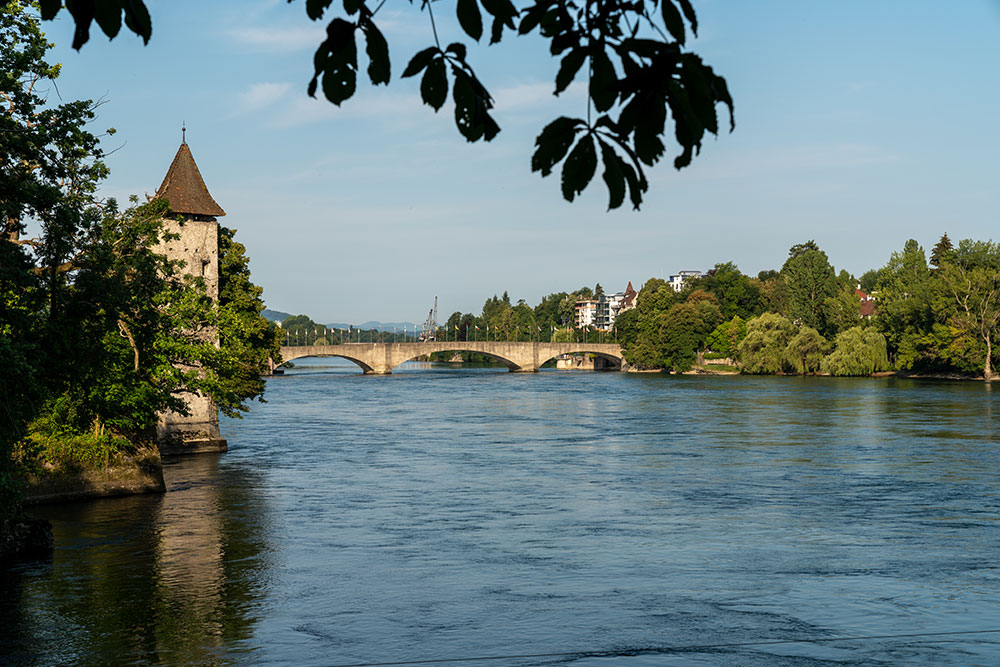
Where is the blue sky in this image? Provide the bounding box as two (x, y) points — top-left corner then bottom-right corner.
(39, 1), (1000, 323)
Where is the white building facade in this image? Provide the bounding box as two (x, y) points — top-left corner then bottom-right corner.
(668, 270), (704, 292)
(577, 282), (638, 331)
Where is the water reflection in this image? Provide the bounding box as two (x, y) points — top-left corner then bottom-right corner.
(0, 455), (271, 666)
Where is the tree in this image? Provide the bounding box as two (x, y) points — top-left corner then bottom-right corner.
(694, 262), (761, 320)
(784, 326), (829, 374)
(459, 312), (478, 340)
(691, 297), (723, 345)
(613, 307), (640, 349)
(737, 313), (795, 374)
(40, 0), (733, 210)
(659, 303), (700, 371)
(0, 238), (40, 530)
(551, 326), (575, 342)
(636, 278), (676, 316)
(757, 269), (779, 282)
(534, 291), (569, 330)
(619, 291), (667, 369)
(824, 284), (863, 335)
(754, 271), (788, 316)
(930, 233), (954, 268)
(1, 0), (115, 528)
(873, 239), (935, 370)
(281, 314), (324, 345)
(858, 268), (878, 293)
(822, 327), (888, 376)
(781, 240), (837, 334)
(935, 241), (1000, 380)
(786, 241), (820, 258)
(212, 226), (282, 417)
(618, 286), (718, 370)
(556, 287), (593, 327)
(705, 315), (746, 358)
(513, 301), (536, 340)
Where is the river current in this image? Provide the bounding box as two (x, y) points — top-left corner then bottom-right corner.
(3, 359), (1000, 665)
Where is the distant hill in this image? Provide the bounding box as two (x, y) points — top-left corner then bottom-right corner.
(264, 310), (418, 332)
(262, 308), (292, 323)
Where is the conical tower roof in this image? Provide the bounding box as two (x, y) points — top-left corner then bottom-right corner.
(155, 141), (226, 217)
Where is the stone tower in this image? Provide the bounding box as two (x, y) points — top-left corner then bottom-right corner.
(153, 136), (228, 455)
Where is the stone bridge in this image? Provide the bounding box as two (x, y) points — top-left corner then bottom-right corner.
(276, 341), (624, 375)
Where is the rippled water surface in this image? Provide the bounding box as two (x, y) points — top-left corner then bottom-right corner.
(4, 359), (1000, 665)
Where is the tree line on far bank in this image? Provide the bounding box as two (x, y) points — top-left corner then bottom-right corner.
(616, 236), (1000, 380)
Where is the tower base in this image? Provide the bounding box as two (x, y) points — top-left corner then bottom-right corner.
(156, 393), (227, 456)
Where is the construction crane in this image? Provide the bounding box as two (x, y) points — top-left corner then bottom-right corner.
(419, 296), (438, 341)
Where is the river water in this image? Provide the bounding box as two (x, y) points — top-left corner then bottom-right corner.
(3, 359), (1000, 666)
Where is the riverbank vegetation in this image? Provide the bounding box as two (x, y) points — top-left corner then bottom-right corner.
(617, 237), (999, 380)
(1, 4), (278, 552)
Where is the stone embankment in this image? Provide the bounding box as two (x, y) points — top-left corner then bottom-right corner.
(19, 449), (165, 506)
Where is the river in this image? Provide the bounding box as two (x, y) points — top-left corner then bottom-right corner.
(3, 359), (1000, 665)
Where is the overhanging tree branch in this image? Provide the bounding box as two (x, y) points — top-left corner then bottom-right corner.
(39, 0), (733, 211)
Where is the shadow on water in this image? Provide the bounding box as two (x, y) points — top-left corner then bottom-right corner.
(0, 454), (273, 666)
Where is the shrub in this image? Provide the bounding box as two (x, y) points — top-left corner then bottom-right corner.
(15, 396), (136, 473)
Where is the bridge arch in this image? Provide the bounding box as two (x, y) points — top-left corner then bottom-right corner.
(535, 349), (623, 371)
(391, 346), (520, 371)
(276, 348), (375, 374)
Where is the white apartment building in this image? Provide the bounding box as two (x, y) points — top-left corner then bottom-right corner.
(575, 299), (598, 328)
(577, 282), (638, 331)
(668, 270), (704, 292)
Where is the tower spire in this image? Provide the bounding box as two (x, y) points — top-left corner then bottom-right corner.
(156, 138), (226, 218)
(181, 121), (186, 144)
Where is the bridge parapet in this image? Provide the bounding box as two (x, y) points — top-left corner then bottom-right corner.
(277, 341), (623, 375)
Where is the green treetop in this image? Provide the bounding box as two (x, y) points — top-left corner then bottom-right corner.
(780, 240), (838, 335)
